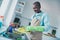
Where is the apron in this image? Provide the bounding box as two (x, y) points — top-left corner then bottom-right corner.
(30, 16), (42, 40)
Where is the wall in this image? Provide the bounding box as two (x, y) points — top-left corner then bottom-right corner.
(21, 0), (60, 38)
(3, 0), (60, 27)
(21, 0), (60, 27)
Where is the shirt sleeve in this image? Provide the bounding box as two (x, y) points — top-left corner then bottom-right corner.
(43, 14), (50, 32)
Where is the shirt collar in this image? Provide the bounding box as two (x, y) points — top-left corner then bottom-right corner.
(35, 11), (43, 16)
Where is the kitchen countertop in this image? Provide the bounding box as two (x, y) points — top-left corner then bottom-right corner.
(0, 33), (59, 40)
(0, 36), (12, 40)
(42, 34), (56, 40)
(0, 26), (59, 40)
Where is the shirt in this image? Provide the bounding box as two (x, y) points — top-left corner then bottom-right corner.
(31, 11), (50, 32)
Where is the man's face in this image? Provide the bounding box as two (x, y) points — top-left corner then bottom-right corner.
(33, 4), (40, 13)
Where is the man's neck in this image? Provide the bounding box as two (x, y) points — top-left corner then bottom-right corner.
(37, 10), (41, 13)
